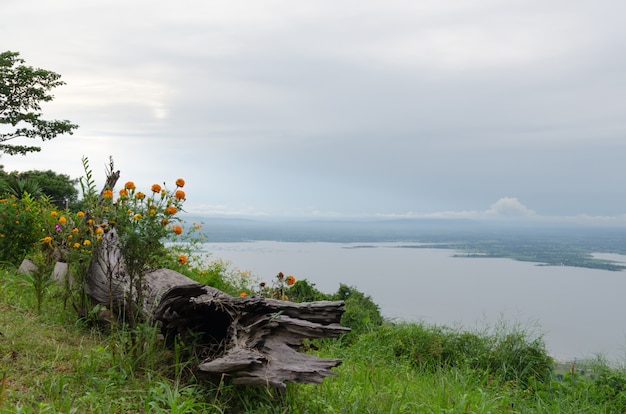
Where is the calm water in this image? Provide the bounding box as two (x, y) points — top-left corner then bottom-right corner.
(201, 241), (626, 362)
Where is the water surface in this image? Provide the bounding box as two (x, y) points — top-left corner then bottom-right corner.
(202, 241), (626, 362)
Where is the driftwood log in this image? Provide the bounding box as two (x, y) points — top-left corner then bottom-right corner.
(85, 229), (349, 388)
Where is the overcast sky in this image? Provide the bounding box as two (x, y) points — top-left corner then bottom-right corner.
(2, 0), (626, 222)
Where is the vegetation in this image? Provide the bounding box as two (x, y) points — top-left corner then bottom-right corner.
(0, 167), (78, 209)
(2, 263), (626, 412)
(2, 162), (626, 412)
(0, 50), (78, 156)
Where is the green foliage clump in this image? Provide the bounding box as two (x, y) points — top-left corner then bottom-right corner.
(0, 50), (78, 156)
(0, 193), (50, 266)
(333, 284), (383, 339)
(350, 321), (553, 388)
(0, 167), (79, 208)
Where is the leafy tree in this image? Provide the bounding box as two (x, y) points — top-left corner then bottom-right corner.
(0, 51), (78, 156)
(0, 166), (78, 208)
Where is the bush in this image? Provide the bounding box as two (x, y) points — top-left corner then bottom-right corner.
(333, 284), (383, 340)
(0, 193), (51, 266)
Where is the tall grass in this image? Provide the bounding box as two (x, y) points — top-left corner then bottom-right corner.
(2, 265), (626, 413)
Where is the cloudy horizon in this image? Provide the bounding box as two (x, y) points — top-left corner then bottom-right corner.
(2, 1), (625, 223)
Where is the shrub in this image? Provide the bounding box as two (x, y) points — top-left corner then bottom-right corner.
(0, 193), (50, 266)
(333, 284), (383, 340)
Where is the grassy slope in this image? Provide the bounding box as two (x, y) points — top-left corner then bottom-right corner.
(1, 267), (625, 413)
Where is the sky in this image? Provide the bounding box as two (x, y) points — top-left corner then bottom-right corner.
(2, 0), (626, 223)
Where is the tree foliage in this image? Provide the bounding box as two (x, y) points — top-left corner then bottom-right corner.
(0, 166), (78, 208)
(0, 51), (78, 156)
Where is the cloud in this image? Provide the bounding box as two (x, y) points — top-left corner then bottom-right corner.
(2, 1), (626, 219)
(486, 197), (535, 217)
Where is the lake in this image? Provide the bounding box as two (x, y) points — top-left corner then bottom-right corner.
(200, 241), (626, 362)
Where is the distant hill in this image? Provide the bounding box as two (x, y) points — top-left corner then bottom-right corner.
(182, 215), (483, 242)
(180, 215), (626, 270)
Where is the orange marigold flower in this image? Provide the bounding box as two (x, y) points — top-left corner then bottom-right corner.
(151, 184), (162, 193)
(285, 275), (296, 286)
(175, 178), (185, 188)
(177, 255), (187, 265)
(58, 216), (67, 224)
(87, 219), (94, 226)
(83, 239), (91, 246)
(165, 206), (177, 215)
(124, 181), (136, 190)
(72, 227), (79, 233)
(135, 192), (145, 200)
(119, 189), (129, 197)
(50, 211), (58, 217)
(95, 227), (103, 235)
(239, 292), (247, 297)
(174, 190), (186, 200)
(172, 225), (183, 235)
(42, 236), (52, 244)
(102, 190), (113, 199)
(77, 211), (85, 218)
(161, 218), (169, 226)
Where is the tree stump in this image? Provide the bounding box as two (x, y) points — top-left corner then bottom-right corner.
(85, 229), (349, 389)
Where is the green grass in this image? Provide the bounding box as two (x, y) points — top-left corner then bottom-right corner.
(2, 266), (626, 413)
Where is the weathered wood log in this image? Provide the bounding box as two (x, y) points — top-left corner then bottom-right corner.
(85, 229), (349, 389)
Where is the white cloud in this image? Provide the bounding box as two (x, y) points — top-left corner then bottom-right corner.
(486, 197), (535, 217)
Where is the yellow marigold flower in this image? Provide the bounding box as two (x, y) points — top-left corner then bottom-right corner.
(119, 189), (129, 197)
(174, 190), (186, 200)
(83, 239), (91, 246)
(42, 236), (52, 244)
(71, 227), (79, 233)
(239, 292), (247, 297)
(125, 181), (136, 190)
(135, 192), (145, 200)
(87, 219), (94, 226)
(102, 190), (113, 199)
(283, 295), (289, 301)
(73, 242), (80, 249)
(95, 227), (103, 234)
(51, 211), (58, 217)
(132, 214), (142, 220)
(177, 255), (187, 265)
(172, 225), (183, 235)
(58, 216), (67, 224)
(68, 235), (73, 240)
(149, 209), (156, 215)
(77, 211), (85, 218)
(161, 189), (167, 197)
(175, 178), (185, 188)
(285, 275), (296, 286)
(165, 206), (177, 215)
